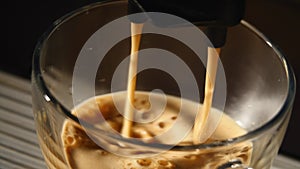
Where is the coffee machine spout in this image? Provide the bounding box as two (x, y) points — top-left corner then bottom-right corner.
(128, 0), (246, 48)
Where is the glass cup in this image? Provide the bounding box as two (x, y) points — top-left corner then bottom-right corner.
(31, 0), (296, 169)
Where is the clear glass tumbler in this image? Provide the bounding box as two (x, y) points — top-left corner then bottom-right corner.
(32, 1), (296, 169)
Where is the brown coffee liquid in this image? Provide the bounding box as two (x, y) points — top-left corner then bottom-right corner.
(61, 91), (252, 169)
(193, 47), (221, 144)
(122, 24), (222, 144)
(121, 23), (144, 138)
(58, 24), (252, 169)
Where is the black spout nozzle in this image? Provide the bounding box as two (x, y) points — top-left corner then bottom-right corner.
(128, 0), (245, 48)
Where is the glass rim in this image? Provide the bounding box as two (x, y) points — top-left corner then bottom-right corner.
(32, 0), (296, 151)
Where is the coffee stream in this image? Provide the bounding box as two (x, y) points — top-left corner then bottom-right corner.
(122, 23), (221, 144)
(121, 23), (144, 137)
(193, 47), (221, 144)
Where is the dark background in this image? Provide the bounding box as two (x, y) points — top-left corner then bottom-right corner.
(2, 0), (300, 160)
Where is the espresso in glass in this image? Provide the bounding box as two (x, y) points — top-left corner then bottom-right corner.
(31, 1), (295, 169)
(61, 92), (252, 169)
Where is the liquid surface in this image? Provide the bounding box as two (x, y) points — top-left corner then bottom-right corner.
(61, 91), (252, 169)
